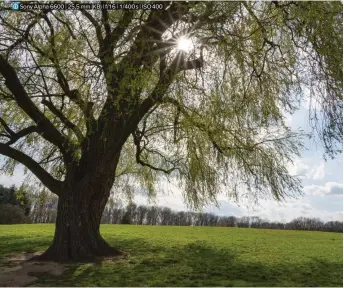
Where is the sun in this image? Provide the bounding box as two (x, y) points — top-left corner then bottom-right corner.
(177, 37), (193, 52)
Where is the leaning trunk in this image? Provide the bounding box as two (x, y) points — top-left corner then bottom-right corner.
(37, 177), (120, 262)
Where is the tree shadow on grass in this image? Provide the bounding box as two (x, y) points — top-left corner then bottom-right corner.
(26, 237), (342, 287)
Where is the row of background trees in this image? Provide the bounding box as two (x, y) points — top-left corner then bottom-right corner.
(0, 184), (342, 233)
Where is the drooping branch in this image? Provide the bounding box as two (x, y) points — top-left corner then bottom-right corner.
(162, 96), (302, 158)
(162, 96), (248, 152)
(132, 131), (175, 175)
(41, 14), (96, 126)
(0, 55), (72, 157)
(242, 2), (280, 48)
(0, 143), (63, 195)
(41, 99), (84, 143)
(126, 50), (204, 136)
(1, 14), (95, 130)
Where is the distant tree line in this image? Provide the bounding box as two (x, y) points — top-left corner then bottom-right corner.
(100, 203), (343, 233)
(0, 184), (31, 223)
(0, 184), (342, 233)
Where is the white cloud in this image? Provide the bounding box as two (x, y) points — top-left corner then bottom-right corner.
(0, 171), (25, 187)
(287, 158), (310, 178)
(226, 198), (342, 223)
(134, 179), (188, 212)
(329, 211), (343, 222)
(304, 182), (343, 196)
(134, 194), (188, 212)
(287, 158), (327, 180)
(206, 200), (246, 217)
(244, 199), (308, 222)
(310, 162), (325, 180)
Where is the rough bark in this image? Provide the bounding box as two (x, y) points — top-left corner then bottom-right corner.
(34, 152), (122, 262)
(34, 183), (119, 262)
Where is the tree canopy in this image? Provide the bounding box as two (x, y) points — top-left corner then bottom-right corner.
(0, 1), (342, 209)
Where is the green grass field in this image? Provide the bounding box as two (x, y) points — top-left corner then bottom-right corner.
(0, 224), (342, 287)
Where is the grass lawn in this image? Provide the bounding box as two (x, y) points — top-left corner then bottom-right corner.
(0, 224), (342, 287)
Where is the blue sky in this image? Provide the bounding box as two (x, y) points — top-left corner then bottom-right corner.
(0, 105), (342, 223)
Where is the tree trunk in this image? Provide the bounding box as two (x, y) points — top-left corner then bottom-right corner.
(35, 177), (120, 262)
(31, 126), (128, 262)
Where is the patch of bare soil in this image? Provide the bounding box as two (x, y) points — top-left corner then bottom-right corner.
(0, 252), (65, 287)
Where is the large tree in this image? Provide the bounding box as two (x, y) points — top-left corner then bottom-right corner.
(0, 1), (342, 261)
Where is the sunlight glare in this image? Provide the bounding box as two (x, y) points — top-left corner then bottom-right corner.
(177, 37), (192, 52)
